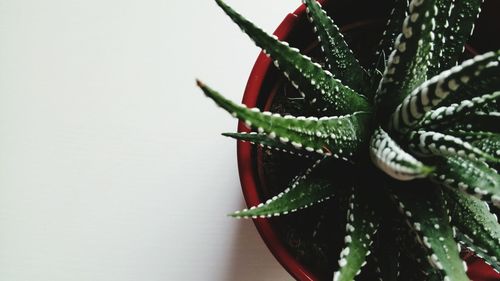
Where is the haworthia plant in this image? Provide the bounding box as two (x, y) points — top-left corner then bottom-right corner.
(198, 0), (500, 280)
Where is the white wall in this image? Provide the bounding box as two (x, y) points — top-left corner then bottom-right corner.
(0, 0), (300, 280)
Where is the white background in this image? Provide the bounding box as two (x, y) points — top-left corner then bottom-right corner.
(0, 0), (300, 280)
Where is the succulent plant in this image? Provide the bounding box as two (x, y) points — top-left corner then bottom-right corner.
(197, 0), (500, 280)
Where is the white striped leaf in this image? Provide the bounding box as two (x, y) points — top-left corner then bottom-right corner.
(389, 50), (500, 133)
(430, 156), (500, 206)
(375, 0), (437, 121)
(370, 127), (433, 180)
(407, 130), (499, 163)
(443, 129), (497, 143)
(418, 91), (500, 131)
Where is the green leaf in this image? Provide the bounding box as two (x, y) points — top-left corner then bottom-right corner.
(373, 0), (409, 75)
(222, 132), (315, 158)
(472, 133), (500, 160)
(456, 112), (500, 134)
(303, 0), (369, 95)
(444, 187), (500, 271)
(230, 158), (336, 218)
(370, 127), (433, 180)
(418, 91), (500, 131)
(438, 0), (484, 72)
(430, 156), (500, 207)
(198, 80), (371, 161)
(392, 185), (469, 281)
(456, 232), (500, 273)
(397, 224), (444, 281)
(444, 66), (500, 108)
(375, 0), (437, 120)
(333, 188), (379, 281)
(407, 130), (499, 163)
(389, 50), (500, 134)
(215, 0), (370, 115)
(427, 0), (453, 76)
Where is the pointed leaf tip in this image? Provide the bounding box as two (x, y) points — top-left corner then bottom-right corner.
(302, 0), (369, 94)
(200, 82), (371, 161)
(215, 0), (370, 115)
(196, 79), (204, 88)
(221, 132), (316, 157)
(230, 158), (339, 218)
(370, 127), (434, 180)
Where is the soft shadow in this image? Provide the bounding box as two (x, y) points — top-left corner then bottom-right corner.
(221, 200), (291, 281)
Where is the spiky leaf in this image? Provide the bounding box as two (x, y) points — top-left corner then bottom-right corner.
(222, 132), (315, 158)
(397, 224), (444, 281)
(456, 112), (500, 133)
(373, 0), (409, 76)
(443, 130), (497, 142)
(389, 50), (500, 133)
(230, 158), (336, 218)
(472, 133), (500, 160)
(392, 185), (469, 281)
(303, 0), (369, 95)
(438, 0), (484, 72)
(333, 188), (379, 281)
(427, 0), (452, 76)
(418, 91), (500, 131)
(198, 80), (371, 160)
(407, 130), (499, 163)
(215, 0), (370, 115)
(444, 187), (500, 271)
(371, 217), (405, 281)
(375, 0), (437, 120)
(430, 156), (500, 206)
(370, 127), (433, 180)
(457, 232), (500, 274)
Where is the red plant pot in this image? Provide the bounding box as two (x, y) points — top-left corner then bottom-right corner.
(236, 0), (500, 280)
